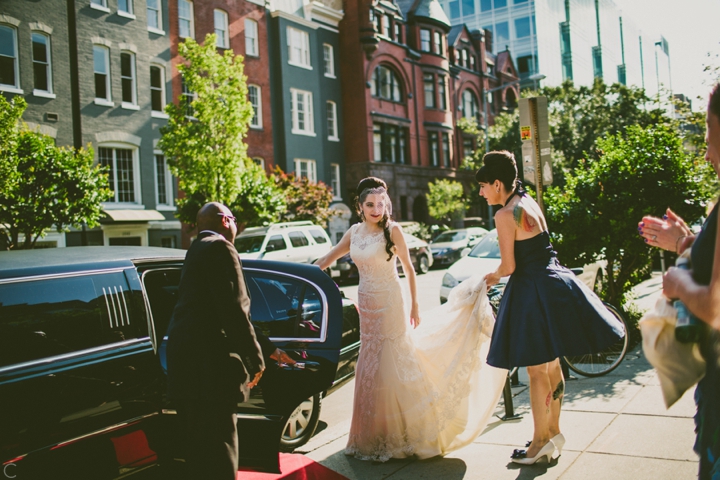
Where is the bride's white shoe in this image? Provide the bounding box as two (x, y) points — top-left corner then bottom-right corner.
(511, 440), (556, 465)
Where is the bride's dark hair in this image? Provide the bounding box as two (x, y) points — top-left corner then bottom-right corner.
(355, 177), (394, 261)
(475, 150), (518, 193)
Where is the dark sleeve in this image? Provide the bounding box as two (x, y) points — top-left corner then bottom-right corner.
(253, 325), (277, 359)
(208, 240), (265, 377)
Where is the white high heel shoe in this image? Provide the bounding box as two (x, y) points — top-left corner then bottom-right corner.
(511, 440), (556, 465)
(551, 433), (565, 457)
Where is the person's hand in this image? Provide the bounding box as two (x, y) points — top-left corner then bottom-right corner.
(662, 266), (694, 300)
(639, 208), (692, 252)
(247, 369), (264, 389)
(484, 271), (501, 287)
(270, 348), (297, 366)
(410, 303), (421, 328)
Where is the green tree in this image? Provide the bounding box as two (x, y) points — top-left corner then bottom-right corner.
(0, 129), (111, 250)
(426, 179), (467, 225)
(159, 34), (254, 224)
(271, 167), (335, 228)
(230, 165), (287, 230)
(544, 125), (713, 308)
(0, 95), (24, 194)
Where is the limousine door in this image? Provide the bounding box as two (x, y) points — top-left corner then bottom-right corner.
(140, 260), (344, 474)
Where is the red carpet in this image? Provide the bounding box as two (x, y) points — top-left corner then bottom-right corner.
(237, 454), (348, 480)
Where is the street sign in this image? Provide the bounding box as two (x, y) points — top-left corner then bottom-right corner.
(518, 96), (553, 212)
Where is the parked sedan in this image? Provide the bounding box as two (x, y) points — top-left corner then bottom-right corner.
(429, 227), (489, 268)
(334, 232), (434, 284)
(0, 247), (359, 477)
(439, 229), (605, 303)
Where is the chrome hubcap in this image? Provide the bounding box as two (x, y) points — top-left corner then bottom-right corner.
(282, 396), (314, 440)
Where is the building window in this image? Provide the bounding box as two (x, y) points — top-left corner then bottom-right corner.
(291, 89), (314, 135)
(155, 153), (173, 206)
(181, 77), (195, 117)
(462, 0), (475, 15)
(0, 25), (20, 90)
(287, 26), (311, 68)
(515, 16), (531, 38)
(100, 147), (139, 203)
(420, 29), (431, 52)
(429, 132), (439, 167)
(323, 44), (335, 77)
(93, 45), (111, 102)
(381, 15), (391, 38)
(294, 159), (317, 183)
(245, 19), (258, 56)
(31, 32), (52, 94)
(394, 23), (402, 43)
(517, 55), (535, 76)
(118, 0), (133, 15)
(253, 157), (265, 170)
(147, 0), (162, 31)
(496, 21), (509, 46)
(470, 54), (476, 71)
(214, 9), (229, 48)
(248, 84), (262, 129)
(433, 31), (442, 55)
(593, 45), (603, 79)
(373, 123), (408, 164)
(462, 89), (479, 119)
(442, 132), (451, 167)
(480, 0), (491, 11)
(371, 65), (402, 102)
(150, 64), (165, 113)
(463, 137), (475, 159)
(495, 0), (507, 7)
(330, 163), (341, 199)
(438, 75), (447, 110)
(326, 101), (338, 140)
(178, 0), (194, 38)
(423, 73), (435, 108)
(461, 48), (468, 68)
(91, 0), (108, 8)
(120, 52), (137, 106)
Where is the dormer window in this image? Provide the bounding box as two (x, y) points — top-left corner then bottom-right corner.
(381, 15), (391, 37)
(394, 22), (402, 43)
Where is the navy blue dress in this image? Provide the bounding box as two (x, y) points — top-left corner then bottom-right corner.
(487, 230), (625, 369)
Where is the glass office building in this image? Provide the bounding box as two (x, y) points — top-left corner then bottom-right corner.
(440, 0), (671, 96)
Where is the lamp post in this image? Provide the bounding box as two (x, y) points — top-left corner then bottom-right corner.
(482, 73), (545, 229)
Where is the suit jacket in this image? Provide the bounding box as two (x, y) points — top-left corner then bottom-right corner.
(166, 231), (270, 403)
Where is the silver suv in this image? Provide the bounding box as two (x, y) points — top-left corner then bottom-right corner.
(235, 221), (333, 264)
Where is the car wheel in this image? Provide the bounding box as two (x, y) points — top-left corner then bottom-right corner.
(417, 254), (430, 275)
(279, 393), (321, 452)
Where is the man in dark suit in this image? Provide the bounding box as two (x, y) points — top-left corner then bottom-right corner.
(166, 202), (281, 479)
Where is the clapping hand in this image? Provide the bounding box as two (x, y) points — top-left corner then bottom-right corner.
(639, 208), (693, 253)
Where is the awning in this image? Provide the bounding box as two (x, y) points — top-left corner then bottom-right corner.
(103, 209), (166, 221)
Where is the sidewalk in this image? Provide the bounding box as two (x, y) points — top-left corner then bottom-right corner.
(298, 273), (700, 479)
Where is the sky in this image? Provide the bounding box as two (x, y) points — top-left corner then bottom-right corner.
(615, 0), (720, 110)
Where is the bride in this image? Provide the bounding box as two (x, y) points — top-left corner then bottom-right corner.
(315, 177), (507, 462)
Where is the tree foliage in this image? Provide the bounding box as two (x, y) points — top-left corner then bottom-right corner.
(426, 179), (467, 225)
(159, 34), (254, 224)
(544, 125), (713, 307)
(230, 165), (287, 230)
(271, 167), (335, 228)
(0, 100), (112, 249)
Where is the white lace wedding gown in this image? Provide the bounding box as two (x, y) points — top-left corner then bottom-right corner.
(344, 223), (508, 462)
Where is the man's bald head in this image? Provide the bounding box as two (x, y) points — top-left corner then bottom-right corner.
(197, 202), (237, 242)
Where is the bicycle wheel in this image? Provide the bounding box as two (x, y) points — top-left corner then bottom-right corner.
(563, 302), (629, 377)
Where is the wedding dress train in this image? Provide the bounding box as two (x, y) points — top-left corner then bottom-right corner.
(344, 224), (508, 462)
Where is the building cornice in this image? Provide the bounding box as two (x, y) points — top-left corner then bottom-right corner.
(311, 1), (344, 27)
(271, 10), (320, 30)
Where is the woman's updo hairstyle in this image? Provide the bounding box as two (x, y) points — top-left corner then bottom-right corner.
(475, 150), (518, 193)
(355, 176), (395, 261)
(710, 83), (720, 121)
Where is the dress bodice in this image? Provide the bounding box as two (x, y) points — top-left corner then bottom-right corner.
(513, 231), (556, 272)
(350, 223), (398, 291)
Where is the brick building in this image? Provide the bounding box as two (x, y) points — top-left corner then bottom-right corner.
(339, 0), (518, 223)
(1, 0), (180, 248)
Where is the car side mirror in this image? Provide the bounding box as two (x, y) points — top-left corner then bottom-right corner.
(461, 248), (471, 257)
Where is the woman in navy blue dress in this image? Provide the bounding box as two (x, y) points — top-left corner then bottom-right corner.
(477, 151), (625, 464)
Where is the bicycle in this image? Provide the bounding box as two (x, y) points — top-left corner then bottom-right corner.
(487, 283), (629, 378)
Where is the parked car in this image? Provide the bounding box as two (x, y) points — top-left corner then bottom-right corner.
(334, 232), (434, 284)
(0, 246), (359, 478)
(235, 221), (334, 266)
(429, 227), (489, 268)
(439, 229), (605, 303)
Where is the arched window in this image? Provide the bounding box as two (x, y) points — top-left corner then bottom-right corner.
(462, 89), (479, 120)
(371, 65), (402, 102)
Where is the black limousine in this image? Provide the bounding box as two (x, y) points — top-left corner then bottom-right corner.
(0, 247), (360, 478)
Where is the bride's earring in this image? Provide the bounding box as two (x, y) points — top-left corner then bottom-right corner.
(496, 187), (500, 193)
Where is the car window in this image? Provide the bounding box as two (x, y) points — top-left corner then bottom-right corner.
(265, 235), (287, 252)
(246, 271), (324, 341)
(288, 231), (309, 248)
(235, 235), (265, 254)
(468, 232), (501, 258)
(308, 228), (328, 244)
(0, 271), (144, 368)
(142, 268), (182, 341)
(433, 231), (467, 243)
